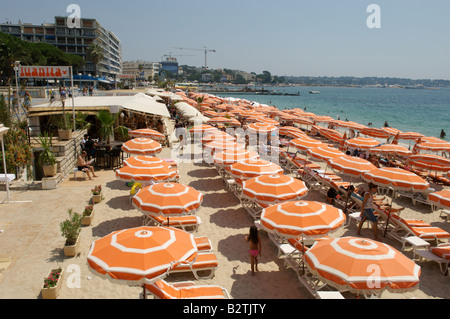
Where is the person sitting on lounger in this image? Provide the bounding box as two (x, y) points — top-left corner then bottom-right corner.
(77, 151), (97, 180)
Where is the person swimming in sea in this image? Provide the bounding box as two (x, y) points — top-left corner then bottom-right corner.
(441, 129), (446, 138)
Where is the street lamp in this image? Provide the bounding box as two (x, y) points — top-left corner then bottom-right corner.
(14, 61), (21, 119)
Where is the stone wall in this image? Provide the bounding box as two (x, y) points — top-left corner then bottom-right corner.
(41, 130), (86, 190)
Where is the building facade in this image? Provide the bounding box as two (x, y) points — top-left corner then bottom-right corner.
(122, 60), (161, 81)
(0, 16), (122, 81)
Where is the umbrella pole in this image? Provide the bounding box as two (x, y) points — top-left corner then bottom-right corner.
(383, 191), (395, 238)
(143, 284), (147, 299)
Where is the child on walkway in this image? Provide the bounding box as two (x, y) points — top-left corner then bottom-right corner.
(245, 226), (262, 276)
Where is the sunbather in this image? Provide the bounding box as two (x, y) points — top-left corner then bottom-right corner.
(246, 226), (262, 276)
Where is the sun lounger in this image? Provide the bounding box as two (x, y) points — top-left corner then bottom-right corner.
(397, 189), (435, 206)
(388, 214), (450, 244)
(170, 252), (219, 280)
(416, 243), (450, 275)
(145, 279), (230, 299)
(145, 214), (201, 233)
(240, 196), (264, 220)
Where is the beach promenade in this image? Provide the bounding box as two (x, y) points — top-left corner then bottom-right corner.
(0, 140), (449, 299)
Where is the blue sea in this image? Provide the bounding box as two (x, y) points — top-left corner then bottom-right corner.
(214, 86), (450, 140)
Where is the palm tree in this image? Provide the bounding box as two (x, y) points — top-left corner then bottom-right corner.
(0, 36), (31, 108)
(87, 42), (104, 75)
(95, 111), (128, 145)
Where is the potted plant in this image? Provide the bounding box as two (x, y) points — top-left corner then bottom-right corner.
(41, 267), (64, 299)
(60, 209), (81, 257)
(91, 185), (103, 203)
(38, 132), (57, 177)
(57, 114), (73, 141)
(81, 202), (95, 226)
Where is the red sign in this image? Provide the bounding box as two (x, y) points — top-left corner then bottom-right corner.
(19, 66), (71, 79)
(118, 74), (136, 79)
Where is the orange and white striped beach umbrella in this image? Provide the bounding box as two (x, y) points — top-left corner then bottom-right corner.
(260, 201), (346, 239)
(247, 122), (278, 134)
(132, 183), (203, 217)
(345, 137), (381, 150)
(415, 141), (450, 152)
(398, 131), (424, 140)
(202, 133), (236, 145)
(124, 156), (172, 169)
(363, 167), (429, 192)
(204, 141), (245, 154)
(189, 125), (218, 134)
(229, 159), (283, 181)
(207, 117), (240, 126)
(122, 138), (162, 155)
(213, 149), (260, 166)
(408, 154), (450, 172)
(369, 144), (412, 156)
(279, 126), (306, 139)
(428, 190), (450, 210)
(360, 127), (390, 139)
(290, 137), (324, 151)
(409, 154), (450, 167)
(129, 129), (165, 141)
(381, 127), (402, 137)
(304, 237), (421, 295)
(242, 174), (308, 205)
(116, 161), (177, 183)
(307, 146), (345, 162)
(329, 155), (377, 179)
(87, 226), (198, 286)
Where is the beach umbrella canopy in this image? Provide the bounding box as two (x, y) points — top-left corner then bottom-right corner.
(213, 148), (260, 166)
(116, 162), (177, 183)
(428, 190), (450, 210)
(247, 122), (278, 134)
(363, 167), (430, 237)
(229, 159), (283, 181)
(204, 141), (245, 154)
(415, 141), (450, 152)
(304, 237), (421, 295)
(408, 155), (450, 172)
(381, 127), (402, 137)
(207, 117), (239, 125)
(188, 125), (218, 134)
(307, 146), (345, 162)
(329, 155), (377, 179)
(319, 128), (344, 143)
(290, 137), (324, 151)
(363, 167), (430, 193)
(132, 183), (203, 217)
(122, 138), (162, 155)
(259, 201), (346, 239)
(202, 133), (236, 145)
(360, 127), (390, 139)
(124, 156), (172, 169)
(242, 174), (308, 206)
(129, 129), (165, 141)
(398, 132), (424, 140)
(87, 226), (198, 295)
(345, 137), (381, 150)
(279, 126), (306, 139)
(369, 144), (412, 156)
(291, 117), (314, 126)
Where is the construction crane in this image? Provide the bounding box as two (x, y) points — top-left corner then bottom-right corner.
(162, 54), (197, 61)
(172, 47), (216, 69)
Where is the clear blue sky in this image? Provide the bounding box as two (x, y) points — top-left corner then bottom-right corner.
(2, 0), (450, 80)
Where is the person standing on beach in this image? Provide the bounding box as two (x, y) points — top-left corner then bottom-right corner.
(245, 226), (262, 276)
(356, 183), (380, 240)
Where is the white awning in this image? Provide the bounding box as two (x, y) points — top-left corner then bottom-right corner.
(29, 93), (170, 118)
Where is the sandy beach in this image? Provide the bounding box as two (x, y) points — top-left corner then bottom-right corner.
(0, 137), (449, 300)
